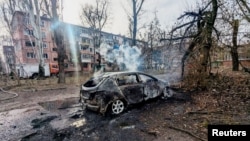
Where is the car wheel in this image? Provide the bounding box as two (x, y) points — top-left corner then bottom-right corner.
(161, 87), (173, 99)
(111, 99), (125, 115)
(31, 73), (38, 79)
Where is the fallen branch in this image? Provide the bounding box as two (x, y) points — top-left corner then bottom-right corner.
(186, 110), (222, 115)
(168, 125), (206, 141)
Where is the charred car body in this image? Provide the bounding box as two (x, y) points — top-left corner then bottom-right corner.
(80, 71), (173, 115)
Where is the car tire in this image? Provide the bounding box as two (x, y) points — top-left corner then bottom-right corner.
(110, 99), (125, 115)
(161, 87), (173, 99)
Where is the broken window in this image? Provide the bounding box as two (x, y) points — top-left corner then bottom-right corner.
(43, 53), (48, 59)
(41, 20), (45, 27)
(83, 77), (104, 87)
(24, 29), (34, 36)
(139, 74), (155, 83)
(64, 63), (68, 68)
(42, 32), (46, 39)
(42, 42), (47, 48)
(80, 45), (89, 50)
(83, 63), (88, 68)
(25, 41), (35, 47)
(52, 48), (57, 51)
(116, 74), (138, 86)
(27, 52), (36, 58)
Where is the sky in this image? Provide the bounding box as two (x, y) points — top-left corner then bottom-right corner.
(63, 0), (198, 36)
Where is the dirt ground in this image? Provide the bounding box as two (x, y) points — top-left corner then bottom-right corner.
(0, 72), (250, 141)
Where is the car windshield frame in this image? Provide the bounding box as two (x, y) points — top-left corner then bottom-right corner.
(83, 76), (105, 87)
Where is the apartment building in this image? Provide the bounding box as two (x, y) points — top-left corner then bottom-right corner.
(11, 11), (57, 64)
(10, 11), (147, 76)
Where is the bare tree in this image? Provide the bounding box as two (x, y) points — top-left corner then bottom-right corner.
(79, 0), (110, 71)
(127, 0), (145, 46)
(44, 0), (66, 83)
(218, 0), (243, 71)
(80, 0), (109, 32)
(0, 0), (21, 84)
(142, 12), (165, 69)
(160, 0), (219, 76)
(236, 0), (250, 23)
(0, 0), (17, 39)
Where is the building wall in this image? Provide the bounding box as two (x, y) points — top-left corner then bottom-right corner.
(12, 11), (58, 66)
(11, 11), (147, 73)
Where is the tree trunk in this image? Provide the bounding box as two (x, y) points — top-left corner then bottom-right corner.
(231, 48), (239, 71)
(56, 25), (66, 83)
(181, 39), (197, 77)
(51, 0), (65, 83)
(201, 0), (218, 73)
(132, 0), (137, 46)
(231, 19), (239, 71)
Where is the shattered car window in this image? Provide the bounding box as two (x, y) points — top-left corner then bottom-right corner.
(116, 74), (138, 86)
(83, 77), (104, 87)
(98, 78), (120, 92)
(139, 74), (155, 83)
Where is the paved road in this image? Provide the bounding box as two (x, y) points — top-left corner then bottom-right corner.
(0, 86), (80, 141)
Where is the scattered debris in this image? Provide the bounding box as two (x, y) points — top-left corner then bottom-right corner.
(71, 119), (86, 128)
(167, 125), (206, 141)
(121, 125), (135, 130)
(20, 131), (38, 141)
(31, 115), (58, 128)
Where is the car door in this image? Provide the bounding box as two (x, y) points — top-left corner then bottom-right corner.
(138, 73), (160, 100)
(116, 73), (144, 104)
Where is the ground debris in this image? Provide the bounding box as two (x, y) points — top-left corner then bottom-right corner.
(31, 115), (58, 128)
(167, 125), (206, 141)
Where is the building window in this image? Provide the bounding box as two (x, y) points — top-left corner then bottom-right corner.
(24, 29), (34, 36)
(81, 38), (90, 44)
(90, 48), (93, 52)
(24, 17), (30, 25)
(81, 54), (91, 59)
(64, 63), (68, 68)
(83, 63), (88, 68)
(43, 53), (48, 59)
(41, 42), (47, 48)
(41, 20), (45, 27)
(82, 29), (85, 33)
(25, 41), (35, 47)
(53, 58), (58, 61)
(52, 48), (57, 51)
(80, 45), (89, 50)
(42, 32), (46, 39)
(27, 52), (36, 58)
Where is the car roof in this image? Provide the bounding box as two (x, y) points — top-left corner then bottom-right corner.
(100, 71), (153, 77)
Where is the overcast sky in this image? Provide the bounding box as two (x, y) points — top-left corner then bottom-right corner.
(63, 0), (198, 36)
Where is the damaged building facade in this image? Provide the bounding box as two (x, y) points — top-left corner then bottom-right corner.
(9, 11), (147, 77)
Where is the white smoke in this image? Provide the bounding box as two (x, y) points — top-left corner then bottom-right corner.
(100, 43), (142, 71)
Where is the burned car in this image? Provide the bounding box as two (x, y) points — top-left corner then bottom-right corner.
(79, 71), (173, 115)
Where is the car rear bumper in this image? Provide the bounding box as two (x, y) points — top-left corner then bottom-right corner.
(80, 96), (100, 112)
(85, 103), (100, 111)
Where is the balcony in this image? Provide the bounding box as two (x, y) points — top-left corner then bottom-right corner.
(81, 54), (92, 63)
(81, 58), (92, 63)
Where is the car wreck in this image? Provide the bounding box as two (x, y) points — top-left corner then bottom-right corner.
(79, 71), (173, 115)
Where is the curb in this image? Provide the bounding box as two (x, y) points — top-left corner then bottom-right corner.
(21, 87), (67, 92)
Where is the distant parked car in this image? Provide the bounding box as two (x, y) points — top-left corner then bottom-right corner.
(79, 71), (173, 115)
